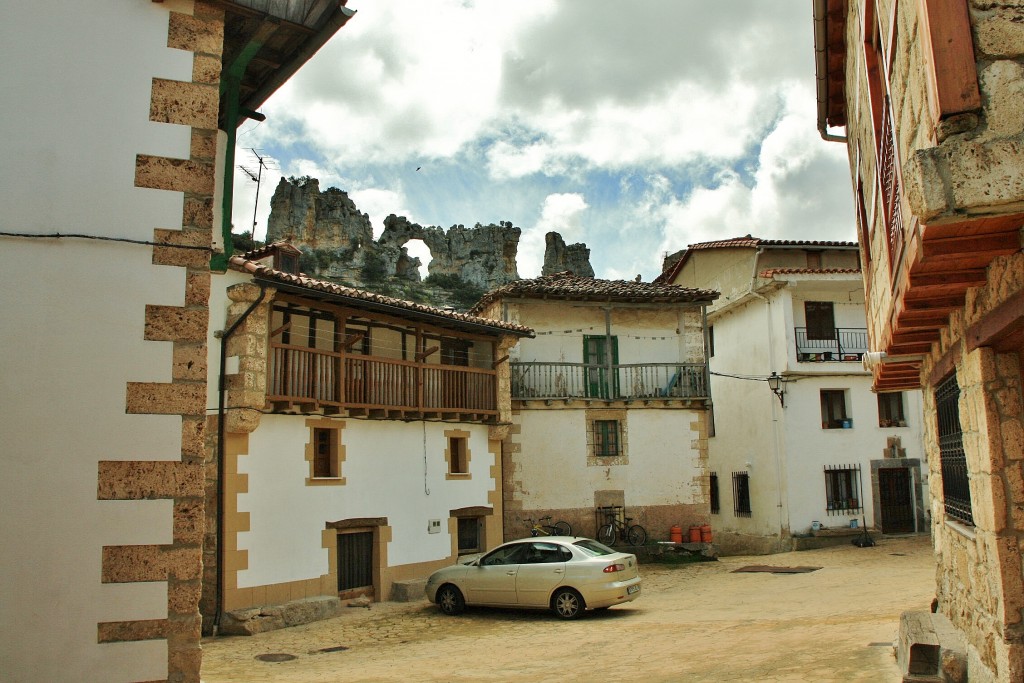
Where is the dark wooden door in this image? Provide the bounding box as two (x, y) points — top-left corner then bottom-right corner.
(878, 468), (915, 533)
(337, 531), (373, 592)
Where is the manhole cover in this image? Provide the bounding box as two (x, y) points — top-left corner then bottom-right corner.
(317, 645), (349, 653)
(255, 653), (297, 663)
(889, 553), (906, 556)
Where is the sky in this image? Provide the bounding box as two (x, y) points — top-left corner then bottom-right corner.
(231, 0), (856, 282)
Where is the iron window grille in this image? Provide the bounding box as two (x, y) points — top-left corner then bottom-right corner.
(732, 472), (751, 517)
(936, 374), (973, 525)
(710, 472), (720, 514)
(594, 419), (620, 457)
(824, 464), (863, 515)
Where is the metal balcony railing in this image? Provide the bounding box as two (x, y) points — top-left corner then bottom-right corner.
(510, 362), (709, 401)
(794, 328), (868, 362)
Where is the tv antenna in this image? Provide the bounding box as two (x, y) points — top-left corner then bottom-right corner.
(238, 149), (277, 235)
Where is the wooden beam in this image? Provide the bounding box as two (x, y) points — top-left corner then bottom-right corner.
(909, 268), (988, 289)
(966, 288), (1024, 353)
(342, 332), (366, 352)
(270, 320), (291, 338)
(415, 345), (439, 362)
(921, 232), (1020, 258)
(920, 0), (981, 119)
(491, 355), (510, 368)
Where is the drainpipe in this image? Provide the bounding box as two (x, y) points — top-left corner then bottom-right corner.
(212, 281), (267, 635)
(749, 249), (789, 540)
(813, 0), (849, 143)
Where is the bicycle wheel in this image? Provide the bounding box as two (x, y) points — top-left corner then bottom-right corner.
(626, 524), (647, 546)
(553, 520), (571, 536)
(597, 524), (616, 545)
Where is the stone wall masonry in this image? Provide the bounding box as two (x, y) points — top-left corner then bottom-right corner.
(92, 2), (223, 681)
(918, 250), (1024, 681)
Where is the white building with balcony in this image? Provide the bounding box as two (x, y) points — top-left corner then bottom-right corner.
(472, 272), (718, 542)
(658, 237), (928, 554)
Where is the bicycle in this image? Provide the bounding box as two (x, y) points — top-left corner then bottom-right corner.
(523, 515), (572, 537)
(597, 509), (647, 546)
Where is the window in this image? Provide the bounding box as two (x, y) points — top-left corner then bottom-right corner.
(806, 251), (822, 269)
(732, 472), (751, 517)
(820, 390), (850, 429)
(805, 302), (836, 340)
(306, 421), (345, 484)
(445, 430), (471, 477)
(877, 392), (906, 427)
(710, 472), (720, 514)
(586, 410), (628, 465)
(708, 326), (715, 358)
(936, 374), (973, 525)
(594, 420), (620, 457)
(824, 465), (862, 513)
(313, 428), (337, 478)
(440, 337), (470, 366)
(457, 517), (481, 555)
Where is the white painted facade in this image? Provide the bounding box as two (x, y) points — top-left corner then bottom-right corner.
(234, 415), (498, 586)
(692, 262), (928, 554)
(0, 2), (196, 680)
(487, 292), (712, 540)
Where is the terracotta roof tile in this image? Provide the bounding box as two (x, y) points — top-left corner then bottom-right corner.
(759, 268), (862, 278)
(228, 255), (533, 337)
(470, 271), (718, 314)
(655, 235), (859, 283)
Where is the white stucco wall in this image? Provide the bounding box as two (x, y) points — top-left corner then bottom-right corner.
(237, 416), (497, 586)
(0, 2), (195, 680)
(707, 278), (927, 544)
(513, 408), (702, 510)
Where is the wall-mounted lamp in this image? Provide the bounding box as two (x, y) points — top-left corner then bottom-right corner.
(767, 372), (785, 407)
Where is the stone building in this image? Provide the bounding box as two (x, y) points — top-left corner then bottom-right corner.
(0, 2), (354, 681)
(204, 243), (530, 634)
(814, 0), (1024, 680)
(471, 273), (718, 541)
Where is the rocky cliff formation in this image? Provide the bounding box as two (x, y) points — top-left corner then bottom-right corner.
(261, 176), (593, 308)
(542, 232), (594, 277)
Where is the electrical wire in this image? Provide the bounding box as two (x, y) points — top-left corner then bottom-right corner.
(0, 231), (213, 251)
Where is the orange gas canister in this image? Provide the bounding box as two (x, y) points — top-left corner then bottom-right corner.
(688, 526), (702, 543)
(700, 524), (713, 543)
(670, 525), (683, 544)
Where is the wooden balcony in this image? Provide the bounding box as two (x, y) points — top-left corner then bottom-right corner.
(268, 342), (498, 421)
(511, 362), (709, 402)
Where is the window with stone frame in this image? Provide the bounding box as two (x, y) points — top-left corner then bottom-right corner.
(445, 429), (471, 479)
(305, 420), (346, 485)
(586, 409), (628, 466)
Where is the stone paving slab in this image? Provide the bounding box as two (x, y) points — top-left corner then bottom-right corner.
(201, 535), (934, 682)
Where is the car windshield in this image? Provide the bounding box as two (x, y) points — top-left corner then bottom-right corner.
(573, 539), (616, 556)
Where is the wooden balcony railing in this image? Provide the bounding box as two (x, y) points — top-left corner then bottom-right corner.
(268, 343), (497, 418)
(511, 362), (709, 401)
(794, 327), (868, 362)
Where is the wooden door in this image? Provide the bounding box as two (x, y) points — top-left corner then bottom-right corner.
(878, 468), (915, 533)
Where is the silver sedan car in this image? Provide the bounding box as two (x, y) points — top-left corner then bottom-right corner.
(424, 537), (641, 619)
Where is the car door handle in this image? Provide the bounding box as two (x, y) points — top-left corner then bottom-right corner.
(553, 569), (563, 574)
(506, 571), (516, 576)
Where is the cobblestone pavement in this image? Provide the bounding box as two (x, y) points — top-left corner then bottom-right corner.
(201, 535), (934, 682)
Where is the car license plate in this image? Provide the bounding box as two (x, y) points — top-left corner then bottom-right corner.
(627, 584), (640, 595)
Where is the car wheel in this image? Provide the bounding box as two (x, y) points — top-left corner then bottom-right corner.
(436, 584), (465, 616)
(553, 521), (571, 536)
(551, 588), (584, 620)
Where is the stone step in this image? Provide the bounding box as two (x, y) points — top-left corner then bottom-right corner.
(391, 578), (428, 602)
(897, 610), (966, 683)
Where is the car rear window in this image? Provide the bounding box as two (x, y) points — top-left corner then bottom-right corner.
(573, 539), (616, 556)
